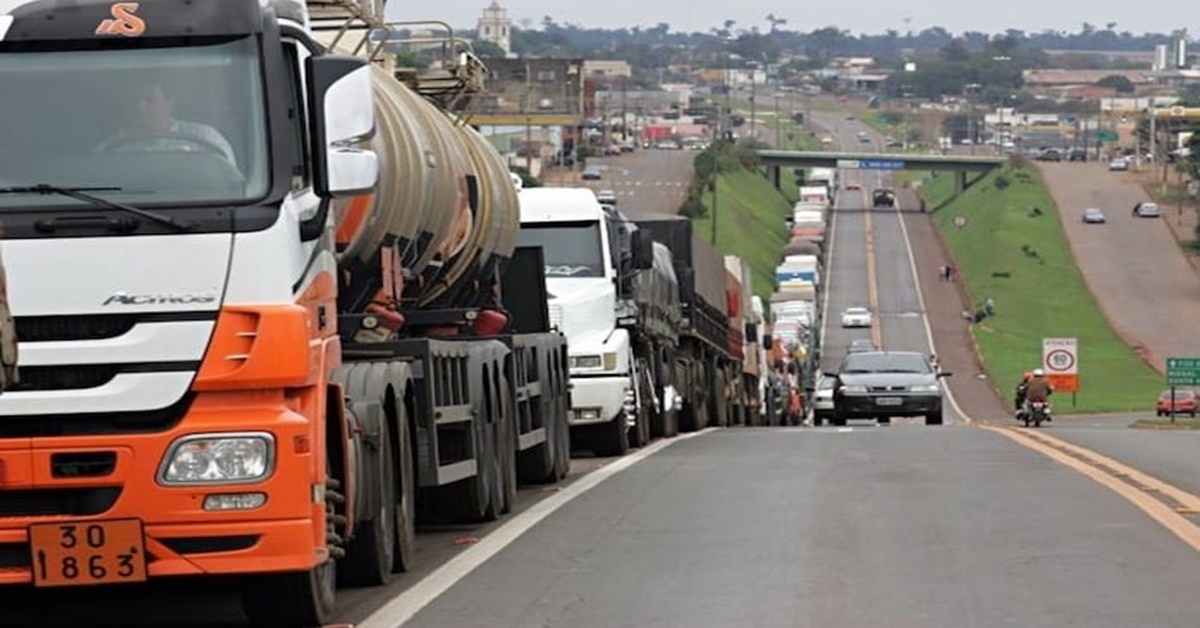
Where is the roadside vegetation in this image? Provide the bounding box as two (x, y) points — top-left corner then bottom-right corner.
(680, 139), (791, 300)
(916, 163), (1164, 413)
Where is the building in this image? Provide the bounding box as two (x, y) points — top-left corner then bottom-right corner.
(582, 60), (632, 79)
(475, 1), (511, 55)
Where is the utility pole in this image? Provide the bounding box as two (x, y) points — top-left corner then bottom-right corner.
(750, 62), (757, 141)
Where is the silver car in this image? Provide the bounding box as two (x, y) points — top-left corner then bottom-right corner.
(1082, 208), (1106, 224)
(811, 376), (837, 426)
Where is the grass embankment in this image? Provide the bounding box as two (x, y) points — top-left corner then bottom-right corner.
(918, 164), (1163, 413)
(692, 168), (791, 300)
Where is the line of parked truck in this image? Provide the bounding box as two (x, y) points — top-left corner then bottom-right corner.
(767, 168), (838, 417)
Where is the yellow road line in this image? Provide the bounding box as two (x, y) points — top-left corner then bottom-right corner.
(983, 425), (1200, 553)
(863, 197), (884, 348)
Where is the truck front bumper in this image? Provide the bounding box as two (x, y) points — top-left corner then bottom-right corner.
(568, 375), (633, 426)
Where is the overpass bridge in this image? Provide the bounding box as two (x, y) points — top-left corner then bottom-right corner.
(756, 150), (1008, 194)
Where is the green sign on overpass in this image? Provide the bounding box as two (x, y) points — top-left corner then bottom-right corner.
(757, 150), (1007, 173)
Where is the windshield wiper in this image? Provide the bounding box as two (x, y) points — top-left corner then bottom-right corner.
(0, 184), (195, 233)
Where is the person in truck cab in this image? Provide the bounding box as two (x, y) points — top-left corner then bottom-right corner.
(97, 81), (238, 168)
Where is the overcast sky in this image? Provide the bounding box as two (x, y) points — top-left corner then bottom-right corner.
(388, 1), (1191, 37)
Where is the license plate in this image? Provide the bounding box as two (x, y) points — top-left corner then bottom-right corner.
(875, 397), (903, 406)
(29, 519), (147, 588)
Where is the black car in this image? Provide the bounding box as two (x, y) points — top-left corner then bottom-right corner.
(827, 351), (950, 425)
(872, 188), (896, 208)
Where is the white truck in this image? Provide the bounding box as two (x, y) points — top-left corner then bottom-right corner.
(518, 188), (682, 454)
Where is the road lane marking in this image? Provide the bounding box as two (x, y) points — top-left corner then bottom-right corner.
(863, 195), (884, 348)
(358, 428), (716, 628)
(985, 425), (1200, 553)
(891, 200), (971, 423)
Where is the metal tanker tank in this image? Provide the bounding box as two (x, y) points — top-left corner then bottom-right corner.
(332, 65), (518, 312)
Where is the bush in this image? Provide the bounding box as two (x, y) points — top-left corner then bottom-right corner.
(679, 193), (708, 218)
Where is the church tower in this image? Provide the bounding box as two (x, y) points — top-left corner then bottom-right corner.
(476, 2), (511, 55)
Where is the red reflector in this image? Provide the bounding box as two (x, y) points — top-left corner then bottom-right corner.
(294, 435), (312, 454)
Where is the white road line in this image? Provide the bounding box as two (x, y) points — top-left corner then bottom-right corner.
(892, 200), (972, 424)
(358, 428), (716, 628)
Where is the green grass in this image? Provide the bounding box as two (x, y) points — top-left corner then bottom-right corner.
(917, 165), (1164, 413)
(692, 168), (791, 301)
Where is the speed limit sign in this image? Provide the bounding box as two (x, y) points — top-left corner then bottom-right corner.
(1042, 337), (1079, 392)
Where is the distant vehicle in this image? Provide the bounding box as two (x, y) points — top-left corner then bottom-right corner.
(1157, 389), (1197, 417)
(827, 351), (950, 425)
(811, 376), (837, 426)
(872, 188), (897, 208)
(847, 339), (877, 354)
(1082, 207), (1106, 224)
(595, 189), (617, 206)
(845, 115), (856, 121)
(581, 164), (603, 180)
(885, 137), (903, 147)
(1068, 149), (1088, 162)
(840, 306), (872, 328)
(1108, 157), (1129, 171)
(821, 135), (834, 145)
(1134, 202), (1160, 218)
(1037, 148), (1063, 162)
(844, 181), (862, 191)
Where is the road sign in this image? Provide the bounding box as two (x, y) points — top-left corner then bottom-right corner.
(836, 159), (860, 169)
(1096, 130), (1118, 142)
(1043, 337), (1079, 392)
(1167, 356), (1200, 386)
(859, 160), (906, 170)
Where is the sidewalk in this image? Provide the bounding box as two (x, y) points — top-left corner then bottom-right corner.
(899, 189), (1011, 423)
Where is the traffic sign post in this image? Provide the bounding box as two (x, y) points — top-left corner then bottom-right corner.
(1043, 337), (1079, 400)
(1166, 357), (1200, 423)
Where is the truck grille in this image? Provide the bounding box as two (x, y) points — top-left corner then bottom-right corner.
(14, 312), (215, 343)
(0, 487), (121, 518)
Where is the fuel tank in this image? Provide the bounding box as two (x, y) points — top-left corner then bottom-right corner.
(332, 65), (518, 309)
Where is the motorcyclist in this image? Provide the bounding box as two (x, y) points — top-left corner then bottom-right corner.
(1013, 371), (1033, 417)
(1022, 369), (1054, 421)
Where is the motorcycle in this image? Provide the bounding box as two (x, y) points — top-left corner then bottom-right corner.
(1022, 400), (1051, 427)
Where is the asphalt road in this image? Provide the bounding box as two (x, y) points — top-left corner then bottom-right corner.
(570, 147), (694, 216)
(813, 110), (967, 424)
(13, 98), (1200, 628)
(1036, 161), (1200, 370)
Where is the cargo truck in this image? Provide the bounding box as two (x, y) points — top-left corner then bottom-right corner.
(518, 188), (682, 454)
(0, 1), (570, 625)
(632, 214), (744, 430)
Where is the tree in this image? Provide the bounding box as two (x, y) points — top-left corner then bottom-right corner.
(1096, 74), (1135, 94)
(471, 40), (506, 59)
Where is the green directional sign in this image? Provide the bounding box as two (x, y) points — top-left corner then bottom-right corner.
(1097, 130), (1118, 143)
(1167, 357), (1200, 386)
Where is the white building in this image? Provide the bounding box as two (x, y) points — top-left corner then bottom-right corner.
(475, 1), (511, 55)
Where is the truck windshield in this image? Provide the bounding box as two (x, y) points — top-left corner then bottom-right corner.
(0, 37), (268, 208)
(518, 221), (605, 278)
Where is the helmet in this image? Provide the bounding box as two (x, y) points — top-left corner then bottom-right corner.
(1032, 368), (1045, 377)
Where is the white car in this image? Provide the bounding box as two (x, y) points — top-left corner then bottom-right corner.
(596, 189), (617, 206)
(1134, 202), (1160, 218)
(810, 376), (837, 426)
(841, 306), (872, 328)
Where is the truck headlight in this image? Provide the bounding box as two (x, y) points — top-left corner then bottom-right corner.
(909, 384), (940, 392)
(840, 385), (867, 393)
(160, 433), (275, 485)
(570, 355), (603, 369)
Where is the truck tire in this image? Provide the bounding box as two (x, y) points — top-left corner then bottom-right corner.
(629, 371), (653, 448)
(241, 466), (339, 626)
(593, 414), (630, 456)
(338, 414), (397, 587)
(488, 379), (517, 517)
(925, 409), (943, 426)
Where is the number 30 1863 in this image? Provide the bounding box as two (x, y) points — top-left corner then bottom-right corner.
(28, 520), (147, 587)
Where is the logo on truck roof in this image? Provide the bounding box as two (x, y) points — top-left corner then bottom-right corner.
(95, 2), (146, 38)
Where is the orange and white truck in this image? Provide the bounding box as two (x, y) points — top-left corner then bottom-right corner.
(0, 0), (570, 624)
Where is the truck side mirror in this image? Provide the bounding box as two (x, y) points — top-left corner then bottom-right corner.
(631, 230), (654, 270)
(307, 54), (379, 198)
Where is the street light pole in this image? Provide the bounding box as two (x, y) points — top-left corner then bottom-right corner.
(750, 62), (757, 141)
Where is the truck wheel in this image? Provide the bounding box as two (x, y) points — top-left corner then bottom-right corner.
(812, 413), (824, 427)
(925, 410), (943, 426)
(242, 468), (339, 626)
(338, 416), (397, 587)
(241, 563), (337, 627)
(594, 414), (630, 456)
